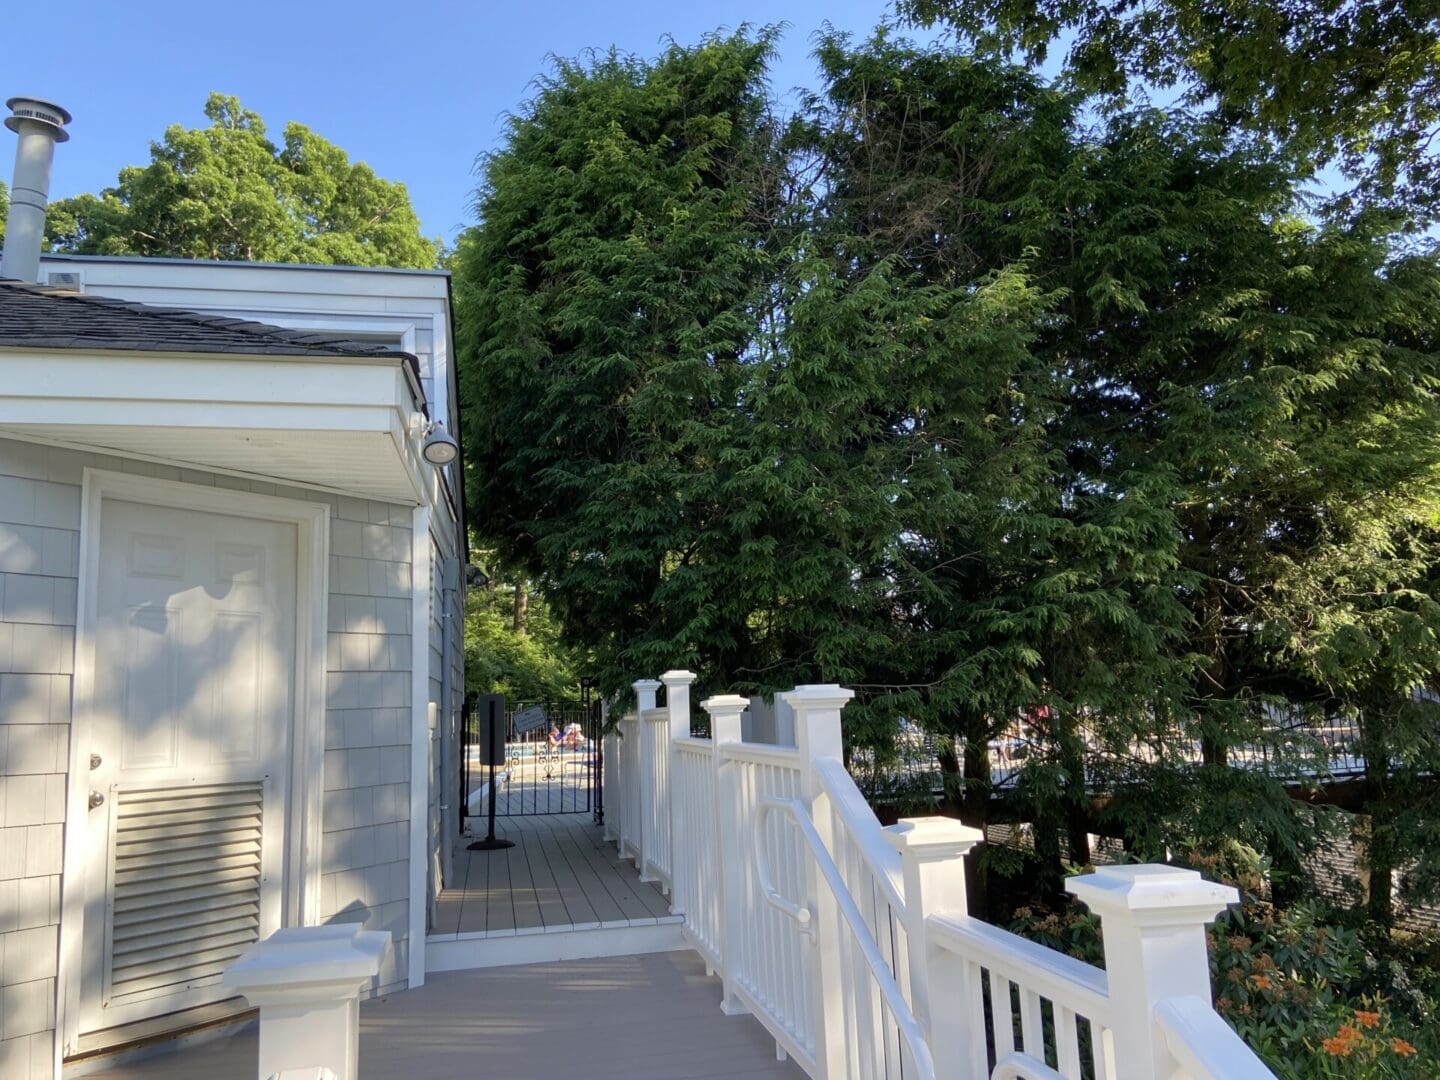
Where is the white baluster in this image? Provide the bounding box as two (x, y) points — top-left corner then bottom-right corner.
(1066, 865), (1239, 1080)
(780, 684), (854, 1080)
(704, 693), (748, 1014)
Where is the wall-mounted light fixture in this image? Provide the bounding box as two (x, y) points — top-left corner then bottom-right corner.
(421, 422), (459, 466)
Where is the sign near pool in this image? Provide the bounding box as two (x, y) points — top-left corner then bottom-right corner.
(512, 706), (548, 734)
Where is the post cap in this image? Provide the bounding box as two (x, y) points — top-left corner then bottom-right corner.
(632, 678), (663, 691)
(700, 693), (749, 714)
(883, 816), (984, 860)
(660, 669), (698, 686)
(223, 923), (390, 994)
(778, 684), (855, 711)
(1066, 865), (1238, 927)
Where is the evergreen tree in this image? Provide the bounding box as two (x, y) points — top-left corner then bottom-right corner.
(896, 0), (1440, 220)
(456, 31), (800, 700)
(458, 24), (1440, 927)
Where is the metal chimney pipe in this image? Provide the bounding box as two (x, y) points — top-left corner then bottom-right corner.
(1, 96), (70, 282)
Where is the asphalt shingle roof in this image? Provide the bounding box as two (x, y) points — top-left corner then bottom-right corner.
(0, 278), (421, 365)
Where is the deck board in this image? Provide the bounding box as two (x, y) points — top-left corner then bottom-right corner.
(80, 952), (805, 1080)
(441, 812), (668, 935)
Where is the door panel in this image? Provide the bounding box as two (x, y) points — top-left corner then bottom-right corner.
(81, 499), (298, 1035)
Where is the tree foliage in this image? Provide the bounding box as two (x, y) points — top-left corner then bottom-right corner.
(456, 30), (821, 694)
(896, 0), (1440, 220)
(465, 562), (589, 705)
(44, 93), (439, 267)
(457, 23), (1440, 936)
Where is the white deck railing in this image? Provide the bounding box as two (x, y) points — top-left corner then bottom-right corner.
(605, 674), (1275, 1080)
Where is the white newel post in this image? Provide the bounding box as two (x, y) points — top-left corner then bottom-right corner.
(883, 815), (983, 1073)
(661, 670), (696, 909)
(704, 693), (748, 1013)
(1066, 865), (1239, 1080)
(222, 924), (389, 1080)
(781, 684), (853, 1079)
(632, 678), (661, 880)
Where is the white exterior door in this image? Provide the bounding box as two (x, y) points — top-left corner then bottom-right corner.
(79, 498), (297, 1034)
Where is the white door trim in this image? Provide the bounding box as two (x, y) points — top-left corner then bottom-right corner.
(56, 468), (330, 1063)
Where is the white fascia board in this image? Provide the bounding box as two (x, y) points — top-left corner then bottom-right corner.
(2, 400), (396, 430)
(0, 348), (413, 431)
(0, 339), (427, 420)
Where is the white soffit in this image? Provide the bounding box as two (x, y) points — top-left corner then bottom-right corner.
(0, 349), (425, 503)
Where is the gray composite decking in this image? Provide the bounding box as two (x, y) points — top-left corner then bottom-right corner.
(81, 951), (806, 1079)
(434, 811), (674, 936)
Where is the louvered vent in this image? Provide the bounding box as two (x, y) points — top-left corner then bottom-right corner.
(105, 781), (265, 1007)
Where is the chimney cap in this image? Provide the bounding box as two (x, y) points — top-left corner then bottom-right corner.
(5, 97), (71, 141)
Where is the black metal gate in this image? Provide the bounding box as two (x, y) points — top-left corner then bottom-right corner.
(461, 688), (603, 819)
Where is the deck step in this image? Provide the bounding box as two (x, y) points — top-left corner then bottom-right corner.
(425, 917), (685, 971)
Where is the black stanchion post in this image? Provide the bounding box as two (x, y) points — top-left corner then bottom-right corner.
(468, 693), (514, 851)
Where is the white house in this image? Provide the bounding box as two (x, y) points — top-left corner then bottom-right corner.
(0, 98), (466, 1077)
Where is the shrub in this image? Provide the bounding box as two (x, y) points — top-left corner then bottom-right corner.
(1009, 896), (1440, 1076)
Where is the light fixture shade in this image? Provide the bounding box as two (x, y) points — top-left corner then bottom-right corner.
(422, 424), (459, 466)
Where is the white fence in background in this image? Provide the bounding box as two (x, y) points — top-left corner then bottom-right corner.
(604, 673), (1275, 1080)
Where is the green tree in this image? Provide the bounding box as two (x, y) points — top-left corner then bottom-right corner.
(44, 93), (439, 267)
(459, 25), (1440, 930)
(794, 33), (1195, 901)
(896, 0), (1440, 220)
(455, 30), (818, 702)
(465, 565), (589, 705)
(1038, 113), (1440, 919)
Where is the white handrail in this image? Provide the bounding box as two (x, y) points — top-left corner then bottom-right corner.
(720, 741), (805, 767)
(1155, 996), (1275, 1080)
(755, 796), (937, 1080)
(753, 800), (815, 935)
(927, 914), (1113, 1022)
(814, 757), (906, 912)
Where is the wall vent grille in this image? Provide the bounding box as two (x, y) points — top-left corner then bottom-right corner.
(104, 781), (265, 1007)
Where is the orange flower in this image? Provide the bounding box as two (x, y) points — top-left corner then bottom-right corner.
(1322, 1035), (1355, 1057)
(1354, 1010), (1381, 1030)
(1392, 1039), (1417, 1057)
(1249, 974), (1274, 991)
(1322, 1024), (1364, 1058)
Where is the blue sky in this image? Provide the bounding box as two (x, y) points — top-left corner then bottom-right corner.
(9, 0), (910, 246)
